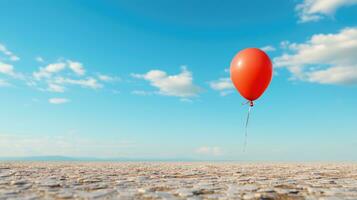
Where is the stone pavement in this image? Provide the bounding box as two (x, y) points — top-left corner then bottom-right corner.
(0, 162), (357, 199)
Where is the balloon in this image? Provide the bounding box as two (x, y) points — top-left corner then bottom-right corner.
(230, 48), (272, 106)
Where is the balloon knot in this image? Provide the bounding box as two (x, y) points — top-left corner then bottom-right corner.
(250, 101), (254, 107)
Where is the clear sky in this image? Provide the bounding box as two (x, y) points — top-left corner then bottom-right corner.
(0, 0), (356, 161)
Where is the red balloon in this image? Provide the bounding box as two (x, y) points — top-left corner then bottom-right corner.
(230, 48), (272, 104)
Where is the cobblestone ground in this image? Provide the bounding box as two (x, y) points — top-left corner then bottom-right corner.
(1, 162), (357, 200)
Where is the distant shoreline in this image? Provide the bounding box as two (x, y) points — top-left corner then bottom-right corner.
(1, 156), (357, 163)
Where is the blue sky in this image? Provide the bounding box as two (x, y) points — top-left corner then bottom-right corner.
(0, 0), (356, 161)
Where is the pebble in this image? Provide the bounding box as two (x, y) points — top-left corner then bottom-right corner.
(175, 188), (195, 197)
(39, 179), (60, 187)
(0, 162), (356, 199)
(11, 180), (28, 185)
(81, 189), (116, 199)
(237, 184), (258, 192)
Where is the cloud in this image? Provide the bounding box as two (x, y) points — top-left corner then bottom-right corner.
(308, 66), (357, 84)
(210, 78), (234, 90)
(33, 60), (85, 80)
(49, 98), (70, 104)
(132, 67), (201, 98)
(54, 77), (102, 89)
(47, 83), (65, 93)
(0, 62), (16, 76)
(0, 43), (24, 79)
(0, 42), (113, 95)
(296, 0), (357, 23)
(195, 146), (223, 156)
(33, 62), (66, 80)
(67, 60), (85, 76)
(209, 78), (234, 96)
(97, 74), (119, 82)
(35, 56), (45, 63)
(131, 90), (153, 96)
(261, 45), (276, 52)
(0, 43), (19, 61)
(31, 59), (103, 92)
(274, 27), (357, 85)
(180, 98), (193, 103)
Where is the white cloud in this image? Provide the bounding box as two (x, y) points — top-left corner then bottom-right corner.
(180, 98), (193, 103)
(35, 56), (45, 63)
(0, 62), (16, 76)
(0, 43), (19, 61)
(47, 83), (65, 93)
(33, 60), (86, 79)
(274, 27), (357, 85)
(49, 98), (70, 104)
(132, 67), (201, 98)
(131, 90), (153, 96)
(209, 78), (234, 96)
(54, 77), (102, 89)
(30, 59), (107, 92)
(219, 90), (234, 96)
(43, 63), (66, 73)
(0, 44), (22, 79)
(97, 74), (119, 82)
(261, 45), (276, 52)
(195, 146), (223, 156)
(67, 60), (85, 76)
(308, 66), (357, 84)
(33, 62), (66, 79)
(296, 0), (357, 22)
(0, 42), (111, 94)
(210, 78), (234, 90)
(9, 56), (19, 61)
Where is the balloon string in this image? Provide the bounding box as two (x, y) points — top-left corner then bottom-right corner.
(243, 102), (253, 152)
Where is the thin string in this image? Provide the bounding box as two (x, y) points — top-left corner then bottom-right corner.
(243, 102), (253, 152)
